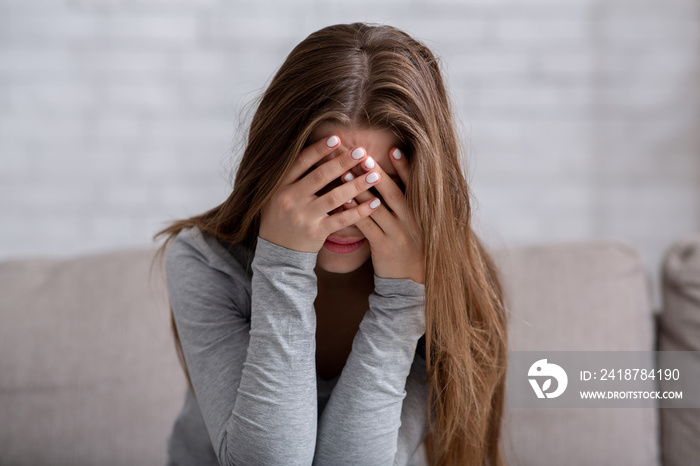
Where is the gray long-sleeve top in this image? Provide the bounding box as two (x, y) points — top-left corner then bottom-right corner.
(164, 226), (430, 466)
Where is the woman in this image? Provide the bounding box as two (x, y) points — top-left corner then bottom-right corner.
(153, 22), (508, 466)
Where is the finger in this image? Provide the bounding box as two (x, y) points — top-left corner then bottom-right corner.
(388, 148), (409, 186)
(298, 146), (368, 194)
(349, 186), (373, 206)
(356, 155), (408, 219)
(365, 196), (401, 235)
(339, 169), (385, 210)
(343, 174), (401, 234)
(342, 197), (357, 210)
(310, 169), (381, 216)
(284, 134), (342, 185)
(352, 201), (386, 242)
(389, 147), (410, 187)
(321, 196), (383, 236)
(339, 169), (369, 205)
(340, 170), (356, 185)
(339, 171), (357, 209)
(337, 175), (386, 239)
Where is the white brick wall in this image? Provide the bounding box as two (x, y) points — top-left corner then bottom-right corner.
(1, 0), (698, 310)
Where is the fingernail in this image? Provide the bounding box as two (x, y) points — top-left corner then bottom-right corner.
(326, 136), (339, 147)
(392, 148), (402, 160)
(346, 199), (353, 204)
(364, 156), (375, 169)
(366, 172), (379, 183)
(343, 172), (354, 182)
(351, 148), (365, 160)
(369, 198), (381, 209)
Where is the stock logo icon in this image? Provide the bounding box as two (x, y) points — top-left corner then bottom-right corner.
(528, 359), (568, 399)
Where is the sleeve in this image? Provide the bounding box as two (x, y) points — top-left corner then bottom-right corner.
(394, 353), (431, 466)
(313, 276), (428, 466)
(165, 234), (319, 466)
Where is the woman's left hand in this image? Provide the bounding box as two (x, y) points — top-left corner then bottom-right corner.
(340, 147), (425, 285)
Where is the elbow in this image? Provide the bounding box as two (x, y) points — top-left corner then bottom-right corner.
(219, 433), (316, 466)
(219, 433), (245, 466)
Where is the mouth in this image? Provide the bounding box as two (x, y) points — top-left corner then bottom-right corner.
(323, 236), (367, 254)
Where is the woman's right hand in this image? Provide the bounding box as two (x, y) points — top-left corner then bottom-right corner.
(259, 135), (382, 253)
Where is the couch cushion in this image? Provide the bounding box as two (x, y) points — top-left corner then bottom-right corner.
(491, 239), (659, 465)
(0, 248), (186, 466)
(657, 233), (700, 466)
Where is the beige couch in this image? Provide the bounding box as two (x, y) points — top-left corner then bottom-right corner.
(1, 234), (698, 466)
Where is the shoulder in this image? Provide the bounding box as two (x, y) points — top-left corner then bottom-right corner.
(167, 226), (252, 277)
(165, 226), (253, 318)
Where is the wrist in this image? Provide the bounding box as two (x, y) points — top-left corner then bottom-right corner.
(254, 236), (319, 270)
(373, 275), (425, 301)
(257, 232), (322, 254)
(372, 269), (424, 285)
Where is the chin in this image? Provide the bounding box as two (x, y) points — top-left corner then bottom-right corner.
(316, 246), (371, 274)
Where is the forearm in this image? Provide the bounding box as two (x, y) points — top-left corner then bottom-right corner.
(314, 276), (426, 466)
(225, 237), (319, 466)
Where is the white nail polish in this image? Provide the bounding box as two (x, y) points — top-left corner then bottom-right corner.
(370, 198), (381, 209)
(392, 148), (402, 160)
(364, 157), (375, 169)
(366, 172), (379, 183)
(351, 148), (365, 159)
(326, 136), (339, 147)
(343, 173), (354, 182)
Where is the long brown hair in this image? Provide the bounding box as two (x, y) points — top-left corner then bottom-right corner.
(152, 23), (507, 466)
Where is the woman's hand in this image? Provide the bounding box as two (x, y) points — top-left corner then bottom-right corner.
(259, 135), (383, 253)
(340, 148), (425, 284)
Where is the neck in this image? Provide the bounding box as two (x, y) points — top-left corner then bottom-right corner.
(314, 257), (375, 296)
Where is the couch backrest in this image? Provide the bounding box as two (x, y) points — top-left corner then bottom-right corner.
(491, 239), (659, 466)
(0, 239), (662, 465)
(0, 247), (186, 465)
